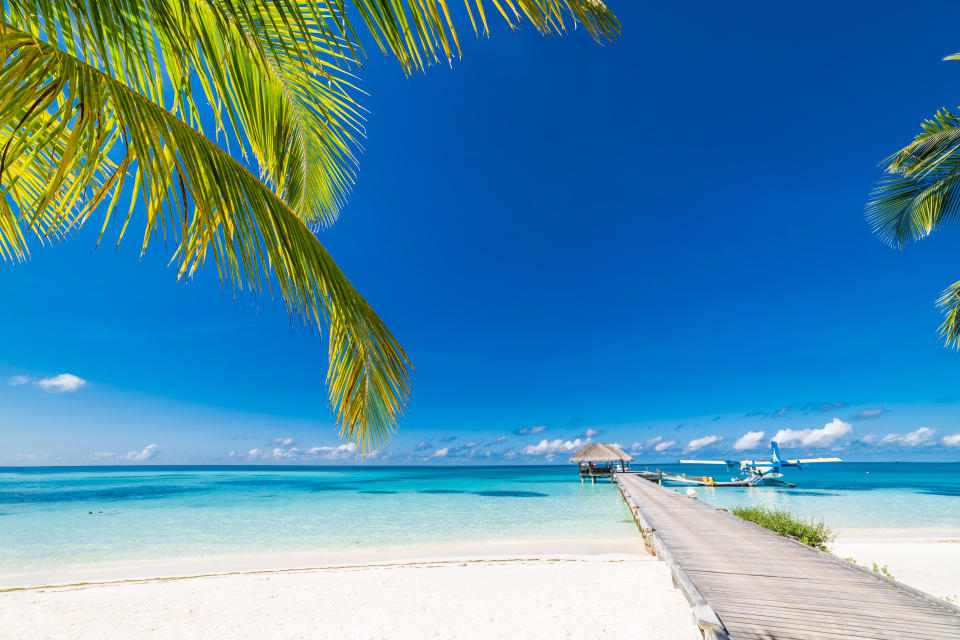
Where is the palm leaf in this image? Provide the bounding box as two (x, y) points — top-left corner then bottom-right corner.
(938, 279), (960, 348)
(0, 25), (409, 452)
(0, 1), (620, 450)
(869, 102), (960, 351)
(7, 0), (364, 228)
(345, 0), (619, 74)
(868, 110), (960, 248)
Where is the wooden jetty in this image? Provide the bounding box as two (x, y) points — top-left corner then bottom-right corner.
(615, 472), (960, 640)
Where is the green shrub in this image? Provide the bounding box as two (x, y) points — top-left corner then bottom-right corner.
(731, 505), (836, 551)
(872, 563), (895, 579)
(843, 557), (896, 579)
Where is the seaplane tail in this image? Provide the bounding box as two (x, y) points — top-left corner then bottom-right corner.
(771, 440), (784, 463)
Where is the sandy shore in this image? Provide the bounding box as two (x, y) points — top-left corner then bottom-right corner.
(0, 538), (649, 589)
(4, 532), (958, 639)
(0, 553), (701, 640)
(830, 533), (960, 602)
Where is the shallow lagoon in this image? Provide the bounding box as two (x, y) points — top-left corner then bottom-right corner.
(2, 462), (958, 570)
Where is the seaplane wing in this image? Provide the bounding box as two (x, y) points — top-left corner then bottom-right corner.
(787, 457), (843, 464)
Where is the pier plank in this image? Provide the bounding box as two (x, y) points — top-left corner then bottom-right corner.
(615, 472), (960, 640)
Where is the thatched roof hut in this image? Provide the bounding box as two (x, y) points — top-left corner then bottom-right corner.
(569, 443), (633, 463)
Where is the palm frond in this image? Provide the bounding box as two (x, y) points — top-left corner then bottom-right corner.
(868, 110), (960, 247)
(885, 109), (960, 175)
(0, 0), (621, 449)
(867, 174), (960, 248)
(343, 0), (620, 74)
(938, 279), (960, 348)
(5, 0), (618, 219)
(7, 0), (364, 228)
(0, 26), (409, 452)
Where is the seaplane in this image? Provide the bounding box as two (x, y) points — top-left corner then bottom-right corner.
(667, 441), (842, 488)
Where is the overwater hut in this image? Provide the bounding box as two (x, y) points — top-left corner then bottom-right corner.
(569, 444), (633, 482)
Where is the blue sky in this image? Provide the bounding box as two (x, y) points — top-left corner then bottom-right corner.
(3, 1), (960, 465)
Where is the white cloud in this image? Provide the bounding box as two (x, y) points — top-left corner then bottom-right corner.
(463, 440), (483, 449)
(414, 440), (432, 451)
(485, 435), (507, 446)
(273, 437), (295, 446)
(516, 425), (548, 435)
(654, 440), (676, 453)
(249, 442), (360, 461)
(855, 408), (886, 420)
(125, 444), (159, 461)
(11, 452), (49, 463)
(7, 375), (31, 386)
(943, 433), (960, 446)
(685, 435), (721, 452)
(773, 418), (852, 447)
(305, 443), (359, 459)
(902, 428), (936, 446)
(629, 441), (643, 453)
(36, 373), (87, 393)
(521, 438), (584, 456)
(583, 428), (600, 438)
(733, 430), (766, 451)
(433, 448), (449, 458)
(879, 427), (937, 447)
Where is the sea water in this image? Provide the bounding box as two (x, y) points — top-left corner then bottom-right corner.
(1, 463), (958, 572)
(0, 465), (636, 571)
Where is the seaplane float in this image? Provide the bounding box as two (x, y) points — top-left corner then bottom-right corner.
(662, 441), (842, 488)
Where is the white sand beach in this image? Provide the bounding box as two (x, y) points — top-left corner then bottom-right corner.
(4, 532), (959, 639)
(830, 533), (960, 602)
(0, 552), (702, 640)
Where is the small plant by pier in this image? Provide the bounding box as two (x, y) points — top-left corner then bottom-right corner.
(843, 557), (897, 579)
(731, 506), (836, 551)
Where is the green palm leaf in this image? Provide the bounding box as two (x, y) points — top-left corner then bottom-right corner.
(937, 279), (960, 348)
(345, 0), (620, 74)
(0, 26), (409, 451)
(868, 108), (960, 348)
(0, 1), (619, 451)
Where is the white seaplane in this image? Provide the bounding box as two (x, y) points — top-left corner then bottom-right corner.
(668, 441), (842, 487)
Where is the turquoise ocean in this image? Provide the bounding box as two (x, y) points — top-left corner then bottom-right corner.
(1, 463), (958, 572)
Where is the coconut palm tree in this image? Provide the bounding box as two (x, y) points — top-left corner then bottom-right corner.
(867, 57), (960, 350)
(0, 2), (619, 452)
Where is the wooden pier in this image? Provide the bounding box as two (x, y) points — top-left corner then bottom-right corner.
(615, 472), (960, 640)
